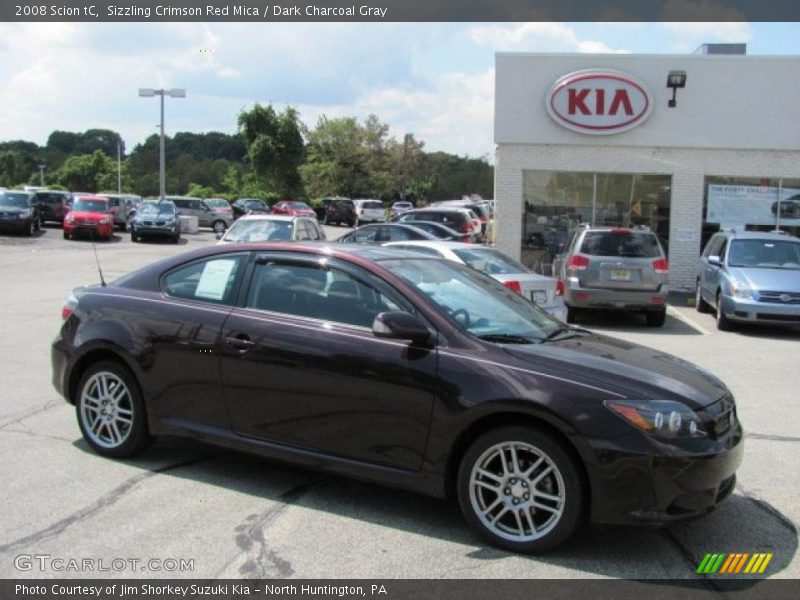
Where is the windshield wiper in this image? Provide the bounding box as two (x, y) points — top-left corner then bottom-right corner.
(476, 333), (538, 344)
(542, 325), (591, 342)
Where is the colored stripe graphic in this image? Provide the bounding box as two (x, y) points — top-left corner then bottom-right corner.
(699, 553), (773, 574)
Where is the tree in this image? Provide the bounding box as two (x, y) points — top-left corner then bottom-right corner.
(56, 151), (117, 192)
(0, 150), (37, 187)
(237, 103), (305, 197)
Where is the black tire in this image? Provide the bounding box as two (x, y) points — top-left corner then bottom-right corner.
(695, 282), (712, 313)
(565, 305), (577, 324)
(130, 231), (138, 243)
(25, 220), (34, 237)
(172, 232), (180, 244)
(63, 231), (70, 240)
(646, 308), (667, 327)
(118, 221), (126, 232)
(74, 360), (153, 458)
(35, 218), (41, 232)
(212, 220), (226, 234)
(716, 292), (734, 331)
(457, 425), (585, 553)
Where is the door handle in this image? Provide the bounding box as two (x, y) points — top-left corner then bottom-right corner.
(224, 334), (255, 350)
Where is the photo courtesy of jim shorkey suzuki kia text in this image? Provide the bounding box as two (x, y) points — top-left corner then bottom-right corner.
(14, 584), (389, 597)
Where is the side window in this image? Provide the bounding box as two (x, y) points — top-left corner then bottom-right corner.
(295, 221), (310, 241)
(246, 262), (405, 328)
(352, 226), (378, 243)
(383, 227), (411, 241)
(174, 199), (187, 210)
(191, 200), (204, 210)
(163, 255), (245, 305)
(305, 220), (321, 240)
(706, 236), (724, 258)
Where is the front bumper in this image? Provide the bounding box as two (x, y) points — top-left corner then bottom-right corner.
(564, 281), (668, 311)
(0, 218), (32, 232)
(64, 222), (113, 237)
(581, 426), (744, 525)
(721, 294), (800, 325)
(134, 224), (179, 237)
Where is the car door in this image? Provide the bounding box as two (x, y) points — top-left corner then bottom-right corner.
(147, 252), (249, 430)
(219, 253), (439, 471)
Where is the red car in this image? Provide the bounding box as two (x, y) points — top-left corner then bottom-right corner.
(271, 200), (316, 218)
(63, 196), (114, 240)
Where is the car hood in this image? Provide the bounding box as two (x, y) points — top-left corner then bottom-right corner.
(727, 266), (800, 293)
(502, 333), (728, 409)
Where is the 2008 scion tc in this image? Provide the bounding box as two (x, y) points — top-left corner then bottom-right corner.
(52, 243), (743, 552)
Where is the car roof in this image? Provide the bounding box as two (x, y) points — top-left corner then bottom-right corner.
(236, 214), (301, 222)
(721, 230), (798, 241)
(383, 240), (477, 251)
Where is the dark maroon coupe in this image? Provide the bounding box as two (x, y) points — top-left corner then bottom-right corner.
(52, 243), (743, 552)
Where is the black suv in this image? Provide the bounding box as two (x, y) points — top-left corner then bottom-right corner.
(34, 190), (72, 225)
(322, 198), (356, 227)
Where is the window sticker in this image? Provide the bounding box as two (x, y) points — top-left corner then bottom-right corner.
(195, 259), (236, 301)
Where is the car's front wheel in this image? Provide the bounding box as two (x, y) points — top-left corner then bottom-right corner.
(75, 361), (152, 458)
(716, 292), (734, 331)
(457, 425), (584, 553)
(696, 282), (712, 313)
(212, 220), (226, 235)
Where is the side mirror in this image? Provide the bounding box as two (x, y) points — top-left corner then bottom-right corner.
(708, 255), (722, 266)
(372, 312), (432, 345)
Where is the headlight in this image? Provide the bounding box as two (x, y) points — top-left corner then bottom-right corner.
(730, 280), (757, 300)
(605, 399), (707, 439)
(99, 217), (111, 224)
(164, 217), (175, 224)
(65, 214), (75, 223)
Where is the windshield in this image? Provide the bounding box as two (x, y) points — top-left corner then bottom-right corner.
(205, 199), (229, 209)
(224, 219), (293, 242)
(580, 231), (662, 258)
(394, 202), (412, 209)
(35, 193), (67, 204)
(453, 248), (529, 275)
(73, 200), (108, 212)
(728, 239), (800, 270)
(381, 259), (561, 341)
(361, 201), (384, 209)
(244, 199), (268, 209)
(138, 203), (175, 215)
(0, 193), (31, 208)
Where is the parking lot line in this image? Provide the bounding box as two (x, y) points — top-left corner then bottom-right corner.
(667, 306), (711, 335)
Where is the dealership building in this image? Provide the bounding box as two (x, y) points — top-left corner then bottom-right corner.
(493, 48), (800, 289)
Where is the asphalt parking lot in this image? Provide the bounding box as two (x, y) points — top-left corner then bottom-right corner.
(0, 223), (798, 580)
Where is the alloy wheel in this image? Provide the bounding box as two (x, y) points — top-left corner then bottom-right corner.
(79, 371), (134, 449)
(469, 441), (565, 543)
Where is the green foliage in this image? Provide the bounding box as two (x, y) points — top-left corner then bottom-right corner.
(186, 183), (217, 198)
(238, 104), (305, 197)
(56, 151), (117, 192)
(0, 149), (38, 187)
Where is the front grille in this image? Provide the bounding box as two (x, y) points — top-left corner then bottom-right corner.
(758, 291), (800, 304)
(756, 313), (800, 322)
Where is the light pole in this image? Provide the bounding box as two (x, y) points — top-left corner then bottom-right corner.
(116, 135), (122, 194)
(138, 88), (186, 200)
(38, 164), (45, 186)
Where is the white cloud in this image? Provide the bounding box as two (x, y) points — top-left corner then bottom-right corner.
(468, 22), (628, 54)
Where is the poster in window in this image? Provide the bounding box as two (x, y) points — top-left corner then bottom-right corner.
(707, 185), (800, 225)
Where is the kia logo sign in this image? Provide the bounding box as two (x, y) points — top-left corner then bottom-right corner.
(546, 69), (653, 135)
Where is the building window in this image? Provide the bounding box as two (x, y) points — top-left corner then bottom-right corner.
(522, 170), (671, 274)
(702, 176), (800, 251)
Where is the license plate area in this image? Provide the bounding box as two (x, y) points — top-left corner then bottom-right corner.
(531, 290), (547, 304)
(610, 269), (631, 281)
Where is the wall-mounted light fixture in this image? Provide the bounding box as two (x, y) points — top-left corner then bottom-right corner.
(667, 71), (687, 107)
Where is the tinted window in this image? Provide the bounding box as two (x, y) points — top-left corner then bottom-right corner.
(362, 201), (384, 209)
(173, 199), (188, 208)
(72, 200), (108, 212)
(163, 256), (245, 304)
(246, 262), (403, 328)
(579, 232), (662, 258)
(0, 193), (31, 207)
(380, 226), (412, 241)
(349, 226), (379, 243)
(35, 193), (68, 205)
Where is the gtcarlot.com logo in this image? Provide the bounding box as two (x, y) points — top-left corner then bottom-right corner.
(697, 552), (773, 574)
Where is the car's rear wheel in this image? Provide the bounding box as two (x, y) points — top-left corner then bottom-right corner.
(75, 361), (152, 458)
(457, 425), (584, 553)
(695, 283), (712, 313)
(212, 220), (226, 234)
(716, 292), (734, 331)
(646, 308), (667, 327)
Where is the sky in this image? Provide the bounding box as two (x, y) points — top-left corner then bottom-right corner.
(0, 21), (797, 160)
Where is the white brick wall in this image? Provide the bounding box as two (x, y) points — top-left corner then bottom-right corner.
(494, 144), (800, 290)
